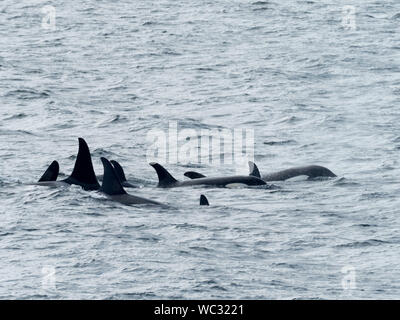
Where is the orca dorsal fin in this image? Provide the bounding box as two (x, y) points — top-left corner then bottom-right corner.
(184, 171), (206, 179)
(38, 160), (59, 182)
(64, 138), (100, 190)
(200, 194), (209, 206)
(248, 161), (261, 178)
(149, 163), (178, 187)
(110, 160), (127, 183)
(100, 157), (127, 195)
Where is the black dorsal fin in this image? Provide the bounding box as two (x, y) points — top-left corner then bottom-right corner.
(248, 161), (261, 178)
(149, 163), (178, 187)
(110, 160), (127, 182)
(38, 161), (59, 182)
(200, 194), (209, 206)
(63, 138), (100, 190)
(184, 171), (206, 179)
(100, 157), (127, 195)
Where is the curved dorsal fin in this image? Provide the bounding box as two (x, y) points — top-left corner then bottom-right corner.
(200, 194), (209, 206)
(248, 161), (261, 178)
(63, 138), (100, 190)
(149, 163), (178, 187)
(38, 160), (59, 182)
(110, 160), (127, 182)
(100, 157), (127, 195)
(184, 171), (206, 179)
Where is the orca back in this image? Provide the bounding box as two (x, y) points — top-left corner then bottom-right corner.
(100, 157), (127, 195)
(110, 160), (127, 182)
(248, 161), (261, 178)
(38, 161), (59, 182)
(149, 163), (178, 187)
(184, 171), (206, 179)
(200, 194), (209, 206)
(63, 138), (100, 190)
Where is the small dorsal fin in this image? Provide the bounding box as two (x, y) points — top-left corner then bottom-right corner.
(184, 171), (206, 179)
(149, 163), (178, 187)
(63, 138), (100, 190)
(38, 161), (59, 182)
(200, 194), (209, 206)
(110, 160), (127, 183)
(248, 161), (261, 178)
(100, 157), (127, 195)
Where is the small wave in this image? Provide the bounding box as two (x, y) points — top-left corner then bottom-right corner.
(108, 292), (157, 299)
(0, 129), (36, 136)
(162, 48), (181, 56)
(195, 67), (215, 71)
(0, 232), (13, 237)
(90, 148), (122, 158)
(353, 224), (376, 228)
(189, 246), (212, 252)
(5, 89), (51, 100)
(359, 192), (387, 200)
(210, 285), (228, 291)
(263, 140), (296, 146)
(391, 13), (400, 19)
(136, 236), (161, 243)
(96, 115), (128, 127)
(275, 116), (300, 124)
(333, 178), (360, 187)
(175, 223), (208, 230)
(252, 6), (269, 11)
(336, 239), (388, 248)
(142, 21), (157, 26)
(3, 113), (28, 120)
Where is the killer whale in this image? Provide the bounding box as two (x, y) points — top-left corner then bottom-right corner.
(150, 162), (266, 188)
(184, 171), (206, 179)
(248, 161), (336, 181)
(96, 161), (137, 188)
(200, 194), (209, 206)
(35, 160), (70, 187)
(36, 138), (100, 190)
(38, 160), (60, 182)
(109, 160), (137, 188)
(62, 138), (100, 190)
(100, 157), (166, 206)
(101, 158), (210, 207)
(184, 161), (336, 183)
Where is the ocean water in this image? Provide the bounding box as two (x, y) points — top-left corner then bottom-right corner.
(1, 0), (400, 299)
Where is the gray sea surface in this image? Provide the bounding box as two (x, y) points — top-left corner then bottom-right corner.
(1, 0), (400, 299)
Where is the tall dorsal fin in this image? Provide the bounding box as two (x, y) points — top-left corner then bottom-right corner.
(200, 194), (209, 206)
(184, 171), (206, 179)
(100, 157), (127, 195)
(248, 161), (261, 178)
(149, 163), (178, 187)
(63, 138), (100, 190)
(110, 160), (127, 182)
(38, 160), (59, 182)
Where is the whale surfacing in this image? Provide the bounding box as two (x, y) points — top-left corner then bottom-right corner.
(100, 157), (164, 206)
(248, 161), (336, 181)
(35, 138), (100, 190)
(200, 194), (209, 206)
(110, 160), (137, 188)
(38, 161), (59, 182)
(184, 161), (336, 183)
(62, 138), (100, 190)
(150, 162), (266, 188)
